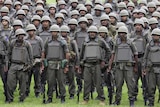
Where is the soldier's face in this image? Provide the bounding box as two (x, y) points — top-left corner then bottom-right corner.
(61, 32), (68, 37)
(101, 20), (109, 26)
(33, 20), (40, 26)
(17, 15), (25, 19)
(148, 7), (155, 13)
(14, 26), (22, 31)
(56, 17), (63, 23)
(95, 10), (101, 16)
(88, 19), (93, 25)
(69, 24), (76, 30)
(17, 34), (24, 42)
(109, 16), (116, 24)
(15, 5), (21, 10)
(71, 2), (78, 8)
(42, 21), (50, 28)
(49, 8), (56, 14)
(71, 14), (79, 19)
(138, 13), (145, 18)
(89, 32), (97, 39)
(121, 16), (128, 21)
(79, 10), (86, 16)
(36, 10), (44, 16)
(85, 5), (91, 10)
(118, 32), (127, 40)
(99, 32), (106, 38)
(135, 24), (143, 31)
(79, 22), (87, 29)
(150, 24), (157, 30)
(105, 8), (111, 14)
(2, 20), (8, 26)
(1, 12), (8, 17)
(152, 35), (160, 41)
(51, 31), (58, 37)
(27, 30), (35, 36)
(59, 4), (66, 9)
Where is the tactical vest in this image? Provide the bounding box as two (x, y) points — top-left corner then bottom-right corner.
(11, 43), (29, 64)
(133, 37), (145, 54)
(46, 40), (63, 60)
(84, 41), (101, 61)
(76, 31), (87, 51)
(39, 31), (51, 42)
(149, 45), (160, 64)
(115, 42), (134, 63)
(27, 38), (41, 58)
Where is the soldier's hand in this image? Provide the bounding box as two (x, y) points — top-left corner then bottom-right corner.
(4, 66), (8, 72)
(133, 64), (138, 73)
(64, 66), (69, 73)
(107, 66), (112, 73)
(101, 61), (106, 68)
(142, 69), (147, 77)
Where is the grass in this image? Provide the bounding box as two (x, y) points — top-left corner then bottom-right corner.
(0, 79), (159, 107)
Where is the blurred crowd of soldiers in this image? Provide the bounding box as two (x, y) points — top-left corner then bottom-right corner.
(0, 0), (160, 107)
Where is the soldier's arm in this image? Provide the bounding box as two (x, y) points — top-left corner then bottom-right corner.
(142, 44), (150, 69)
(27, 42), (34, 65)
(63, 41), (70, 60)
(72, 40), (80, 66)
(108, 44), (116, 70)
(131, 42), (138, 63)
(39, 38), (45, 59)
(101, 39), (111, 63)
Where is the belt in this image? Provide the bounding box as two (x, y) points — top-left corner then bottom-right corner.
(12, 62), (25, 65)
(152, 64), (160, 67)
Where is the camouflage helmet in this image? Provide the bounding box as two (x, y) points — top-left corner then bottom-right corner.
(120, 9), (129, 17)
(23, 0), (32, 5)
(104, 3), (113, 10)
(14, 1), (22, 7)
(55, 13), (64, 20)
(60, 9), (68, 16)
(87, 26), (98, 33)
(76, 4), (84, 10)
(31, 15), (41, 22)
(85, 1), (93, 7)
(41, 15), (51, 23)
(139, 8), (147, 15)
(118, 2), (127, 9)
(127, 2), (135, 8)
(4, 0), (12, 5)
(0, 6), (9, 13)
(151, 28), (160, 36)
(26, 24), (36, 32)
(85, 13), (93, 20)
(149, 17), (158, 25)
(16, 9), (26, 16)
(15, 28), (26, 36)
(2, 16), (10, 23)
(95, 0), (103, 5)
(140, 17), (149, 24)
(116, 22), (126, 29)
(60, 25), (70, 32)
(78, 17), (88, 24)
(139, 0), (147, 5)
(68, 19), (78, 25)
(147, 2), (156, 8)
(98, 26), (108, 34)
(94, 4), (104, 11)
(152, 11), (160, 18)
(48, 4), (56, 10)
(21, 5), (29, 11)
(70, 0), (78, 4)
(109, 12), (118, 20)
(49, 24), (60, 32)
(36, 0), (44, 6)
(70, 10), (79, 16)
(100, 14), (110, 21)
(58, 0), (66, 6)
(118, 26), (128, 34)
(13, 20), (23, 27)
(36, 5), (44, 12)
(134, 19), (144, 27)
(79, 6), (87, 12)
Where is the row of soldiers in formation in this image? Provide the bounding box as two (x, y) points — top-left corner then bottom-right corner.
(0, 0), (160, 107)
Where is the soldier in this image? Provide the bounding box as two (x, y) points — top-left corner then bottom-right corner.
(108, 26), (138, 107)
(39, 15), (51, 42)
(0, 6), (9, 21)
(143, 28), (160, 106)
(3, 0), (16, 18)
(21, 5), (32, 22)
(35, 5), (45, 18)
(31, 15), (42, 36)
(0, 31), (9, 102)
(44, 24), (70, 103)
(84, 1), (93, 14)
(60, 25), (79, 99)
(15, 9), (30, 28)
(9, 20), (23, 42)
(47, 4), (57, 25)
(147, 18), (158, 39)
(79, 6), (88, 17)
(147, 2), (156, 18)
(25, 24), (44, 97)
(6, 29), (33, 103)
(130, 19), (148, 101)
(119, 9), (134, 33)
(85, 13), (95, 27)
(100, 14), (116, 38)
(0, 16), (12, 39)
(93, 4), (104, 27)
(80, 26), (111, 105)
(68, 19), (78, 39)
(55, 13), (65, 27)
(70, 10), (79, 20)
(104, 3), (113, 15)
(68, 0), (79, 11)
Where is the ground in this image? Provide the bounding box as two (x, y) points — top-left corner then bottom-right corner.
(0, 79), (159, 107)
